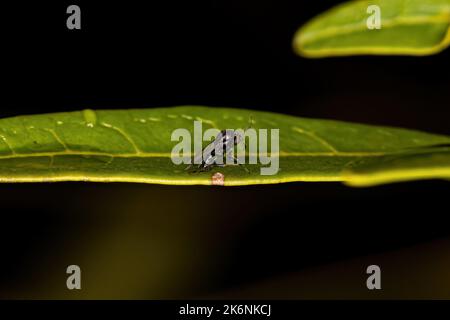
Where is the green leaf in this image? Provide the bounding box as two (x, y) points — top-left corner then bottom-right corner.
(343, 147), (450, 186)
(293, 0), (450, 58)
(0, 106), (449, 187)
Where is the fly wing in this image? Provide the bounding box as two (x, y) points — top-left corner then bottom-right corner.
(192, 131), (226, 165)
(204, 138), (221, 155)
(191, 139), (216, 164)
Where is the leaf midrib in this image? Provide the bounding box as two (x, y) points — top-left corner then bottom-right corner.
(0, 150), (407, 160)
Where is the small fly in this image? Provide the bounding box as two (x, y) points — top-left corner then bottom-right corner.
(187, 119), (252, 173)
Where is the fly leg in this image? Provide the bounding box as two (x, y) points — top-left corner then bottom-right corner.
(186, 163), (205, 174)
(224, 153), (249, 173)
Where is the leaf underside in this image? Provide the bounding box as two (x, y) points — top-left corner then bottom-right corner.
(0, 106), (449, 187)
(294, 0), (450, 58)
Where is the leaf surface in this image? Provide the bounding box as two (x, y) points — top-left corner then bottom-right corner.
(293, 0), (450, 58)
(0, 106), (449, 186)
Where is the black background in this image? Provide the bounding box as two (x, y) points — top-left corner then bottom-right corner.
(1, 0), (449, 299)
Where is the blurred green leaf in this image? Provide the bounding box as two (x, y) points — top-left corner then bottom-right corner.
(294, 0), (450, 58)
(0, 106), (449, 186)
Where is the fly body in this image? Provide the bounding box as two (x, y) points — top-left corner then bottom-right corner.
(187, 129), (244, 172)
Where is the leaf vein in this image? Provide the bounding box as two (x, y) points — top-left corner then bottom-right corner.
(0, 134), (16, 155)
(44, 128), (70, 151)
(100, 122), (142, 154)
(292, 126), (338, 154)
